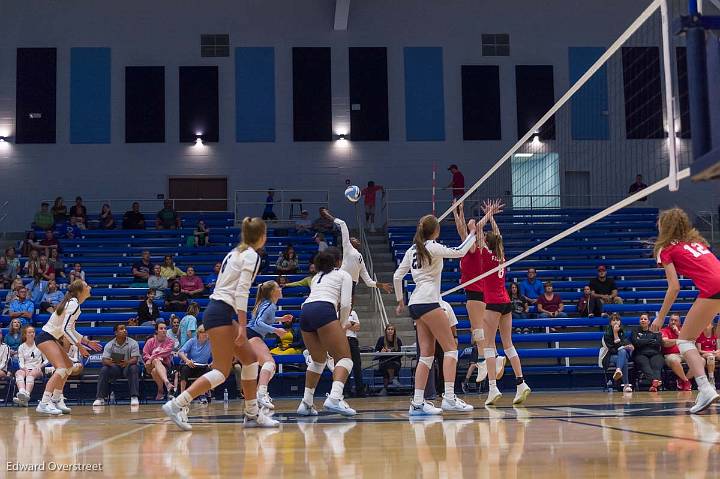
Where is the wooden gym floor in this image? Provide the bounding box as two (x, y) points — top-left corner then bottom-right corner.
(1, 391), (719, 478)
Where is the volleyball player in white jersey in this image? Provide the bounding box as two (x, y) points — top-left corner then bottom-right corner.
(393, 207), (496, 416)
(296, 247), (356, 417)
(163, 217), (279, 430)
(35, 280), (102, 415)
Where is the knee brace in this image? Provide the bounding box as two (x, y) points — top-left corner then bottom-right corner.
(261, 361), (276, 378)
(307, 360), (327, 374)
(418, 356), (434, 370)
(505, 347), (518, 359)
(55, 368), (70, 380)
(677, 339), (697, 356)
(26, 375), (35, 385)
(472, 328), (485, 343)
(444, 350), (459, 362)
(335, 358), (353, 374)
(204, 369), (227, 389)
(483, 348), (497, 359)
(240, 362), (259, 381)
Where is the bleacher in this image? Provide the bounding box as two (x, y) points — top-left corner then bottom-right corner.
(390, 206), (715, 389)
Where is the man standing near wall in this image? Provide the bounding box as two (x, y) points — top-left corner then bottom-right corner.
(361, 181), (384, 233)
(448, 164), (465, 200)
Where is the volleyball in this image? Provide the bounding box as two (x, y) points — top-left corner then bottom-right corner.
(344, 185), (361, 203)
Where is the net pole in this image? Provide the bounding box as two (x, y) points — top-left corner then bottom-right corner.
(440, 168), (691, 297)
(660, 0), (680, 191)
(437, 0), (664, 222)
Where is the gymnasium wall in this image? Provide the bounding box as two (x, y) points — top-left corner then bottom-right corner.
(0, 0), (716, 231)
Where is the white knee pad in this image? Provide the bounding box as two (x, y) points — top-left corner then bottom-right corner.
(505, 347), (518, 359)
(204, 369), (227, 389)
(418, 356), (434, 370)
(678, 339), (697, 356)
(307, 360), (327, 374)
(483, 348), (497, 359)
(240, 362), (259, 380)
(472, 328), (485, 343)
(335, 358), (353, 374)
(26, 376), (35, 385)
(55, 368), (70, 380)
(261, 361), (276, 377)
(444, 350), (459, 361)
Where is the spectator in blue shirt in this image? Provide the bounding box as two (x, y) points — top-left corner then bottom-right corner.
(9, 287), (34, 328)
(262, 189), (277, 221)
(205, 262), (221, 291)
(27, 274), (48, 306)
(177, 325), (212, 394)
(179, 302), (200, 349)
(39, 280), (64, 313)
(519, 268), (544, 304)
(4, 318), (23, 352)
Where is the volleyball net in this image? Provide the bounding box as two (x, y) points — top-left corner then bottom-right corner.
(440, 0), (694, 297)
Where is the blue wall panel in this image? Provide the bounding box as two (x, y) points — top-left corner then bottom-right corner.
(70, 47), (111, 143)
(569, 47), (609, 140)
(404, 47), (445, 141)
(236, 47), (275, 142)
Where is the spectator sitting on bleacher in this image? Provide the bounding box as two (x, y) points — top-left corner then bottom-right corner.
(156, 200), (180, 230)
(179, 303), (199, 349)
(160, 255), (185, 282)
(62, 216), (82, 240)
(69, 196), (87, 226)
(204, 262), (221, 291)
(3, 278), (24, 314)
(276, 275), (288, 288)
(631, 313), (664, 392)
(269, 322), (303, 355)
(51, 197), (68, 224)
(137, 289), (161, 326)
(71, 263), (85, 281)
(5, 247), (20, 278)
(39, 230), (59, 258)
(577, 285), (604, 317)
(0, 330), (9, 380)
(509, 283), (530, 320)
(14, 326), (45, 406)
(589, 265), (623, 305)
(696, 324), (719, 385)
(40, 280), (64, 313)
(48, 249), (65, 281)
(285, 263), (317, 289)
(536, 281), (564, 318)
(375, 324), (403, 395)
(127, 317), (139, 327)
(167, 315), (181, 350)
(93, 323), (141, 407)
(98, 203), (115, 229)
(142, 322), (176, 400)
(28, 273), (48, 305)
(314, 233), (330, 253)
(122, 202), (146, 230)
(193, 220), (210, 247)
(4, 318), (22, 353)
(275, 245), (299, 274)
(600, 313), (634, 393)
(0, 256), (13, 288)
(177, 325), (212, 394)
(257, 247), (269, 274)
(519, 268), (544, 305)
(21, 231), (41, 257)
(37, 255), (55, 281)
(148, 265), (168, 299)
(22, 250), (39, 278)
(9, 286), (34, 328)
(295, 210), (312, 234)
(33, 202), (54, 230)
(661, 313), (693, 391)
(164, 282), (189, 313)
(178, 267), (204, 298)
(131, 250), (154, 287)
(312, 208), (334, 235)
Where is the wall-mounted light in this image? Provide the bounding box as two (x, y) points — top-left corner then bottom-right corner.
(531, 131), (541, 145)
(195, 133), (204, 145)
(333, 133), (349, 141)
(0, 137), (6, 143)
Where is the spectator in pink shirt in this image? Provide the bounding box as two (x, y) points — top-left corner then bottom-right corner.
(179, 266), (204, 298)
(536, 281), (564, 318)
(142, 323), (176, 400)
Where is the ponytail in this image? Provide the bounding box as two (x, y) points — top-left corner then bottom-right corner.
(56, 279), (86, 316)
(485, 232), (505, 262)
(252, 281), (278, 316)
(237, 217), (267, 253)
(413, 215), (438, 268)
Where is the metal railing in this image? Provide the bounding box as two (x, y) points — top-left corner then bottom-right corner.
(233, 189), (329, 225)
(695, 210), (717, 244)
(355, 205), (389, 336)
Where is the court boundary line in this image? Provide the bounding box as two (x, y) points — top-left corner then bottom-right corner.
(58, 423), (156, 459)
(552, 417), (720, 445)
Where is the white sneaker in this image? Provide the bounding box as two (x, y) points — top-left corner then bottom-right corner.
(36, 401), (63, 416)
(257, 392), (275, 410)
(495, 356), (507, 380)
(408, 400), (442, 416)
(297, 401), (318, 416)
(53, 397), (72, 414)
(475, 361), (488, 383)
(92, 399), (105, 407)
(162, 400), (192, 431)
(130, 397), (140, 407)
(513, 382), (532, 405)
(690, 387), (720, 414)
(622, 384), (633, 394)
(13, 396), (28, 407)
(245, 410), (280, 428)
(17, 390), (30, 402)
(390, 378), (403, 388)
(323, 396), (356, 416)
(485, 387), (503, 406)
(441, 395), (474, 412)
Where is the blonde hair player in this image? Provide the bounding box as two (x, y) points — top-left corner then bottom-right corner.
(34, 279), (102, 415)
(478, 200), (531, 406)
(651, 208), (720, 414)
(393, 203), (499, 416)
(163, 217), (279, 430)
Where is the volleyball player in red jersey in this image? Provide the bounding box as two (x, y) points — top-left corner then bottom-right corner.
(453, 201), (506, 385)
(480, 202), (531, 406)
(651, 208), (720, 414)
